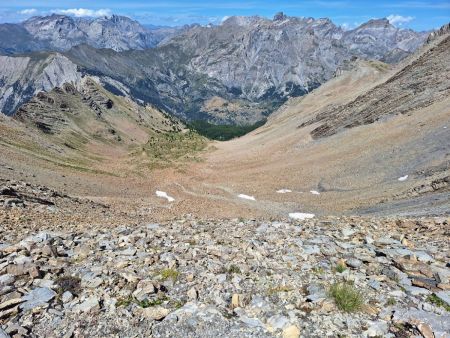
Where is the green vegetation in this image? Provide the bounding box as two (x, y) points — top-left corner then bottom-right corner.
(267, 285), (294, 295)
(227, 265), (241, 274)
(138, 297), (167, 308)
(159, 268), (180, 282)
(335, 263), (347, 273)
(116, 296), (134, 307)
(133, 131), (207, 170)
(386, 297), (397, 306)
(329, 282), (364, 312)
(188, 119), (267, 141)
(117, 295), (168, 308)
(427, 294), (450, 311)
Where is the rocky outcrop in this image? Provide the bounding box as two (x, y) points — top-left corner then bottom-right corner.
(0, 54), (82, 116)
(427, 23), (450, 43)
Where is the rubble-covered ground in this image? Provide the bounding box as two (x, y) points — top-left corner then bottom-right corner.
(0, 180), (449, 338)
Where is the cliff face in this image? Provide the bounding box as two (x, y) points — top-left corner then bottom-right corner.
(0, 54), (82, 116)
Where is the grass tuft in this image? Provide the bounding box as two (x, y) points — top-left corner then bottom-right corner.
(427, 294), (450, 311)
(329, 282), (364, 312)
(335, 263), (347, 273)
(227, 265), (241, 274)
(160, 268), (179, 282)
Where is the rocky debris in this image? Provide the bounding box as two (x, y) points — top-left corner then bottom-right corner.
(0, 214), (449, 337)
(0, 179), (73, 209)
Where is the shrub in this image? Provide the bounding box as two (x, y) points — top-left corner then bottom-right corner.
(329, 282), (364, 312)
(160, 269), (179, 282)
(228, 265), (241, 274)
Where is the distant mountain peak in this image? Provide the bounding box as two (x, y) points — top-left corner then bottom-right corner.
(273, 12), (288, 21)
(359, 18), (391, 28)
(7, 14), (182, 52)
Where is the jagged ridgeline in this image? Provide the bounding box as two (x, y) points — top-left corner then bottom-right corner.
(0, 13), (428, 127)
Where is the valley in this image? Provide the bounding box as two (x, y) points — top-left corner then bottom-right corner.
(0, 9), (448, 338)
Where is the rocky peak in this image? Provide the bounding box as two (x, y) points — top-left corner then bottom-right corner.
(427, 22), (450, 43)
(273, 12), (288, 21)
(363, 18), (391, 28)
(221, 16), (265, 27)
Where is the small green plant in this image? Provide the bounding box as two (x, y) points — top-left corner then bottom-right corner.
(228, 265), (241, 274)
(172, 300), (185, 309)
(116, 296), (134, 307)
(312, 266), (325, 275)
(267, 285), (294, 295)
(335, 263), (347, 273)
(427, 294), (450, 311)
(386, 297), (397, 306)
(329, 282), (364, 312)
(138, 298), (165, 308)
(160, 268), (179, 282)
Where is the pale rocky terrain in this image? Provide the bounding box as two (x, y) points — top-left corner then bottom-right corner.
(0, 180), (449, 337)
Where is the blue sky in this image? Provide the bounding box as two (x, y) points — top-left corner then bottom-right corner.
(0, 1), (448, 31)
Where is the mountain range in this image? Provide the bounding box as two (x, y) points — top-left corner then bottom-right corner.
(0, 13), (429, 124)
(0, 14), (181, 53)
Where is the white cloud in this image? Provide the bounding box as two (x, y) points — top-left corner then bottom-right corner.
(55, 8), (112, 18)
(18, 9), (38, 15)
(387, 14), (414, 26)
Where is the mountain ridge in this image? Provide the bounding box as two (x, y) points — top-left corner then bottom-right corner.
(0, 14), (181, 53)
(0, 13), (433, 125)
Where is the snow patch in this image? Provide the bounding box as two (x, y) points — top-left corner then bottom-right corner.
(398, 175), (408, 182)
(276, 189), (292, 194)
(289, 213), (315, 220)
(156, 191), (175, 202)
(310, 190), (320, 195)
(238, 194), (256, 201)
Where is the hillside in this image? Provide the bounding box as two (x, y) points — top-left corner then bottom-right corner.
(0, 77), (206, 181)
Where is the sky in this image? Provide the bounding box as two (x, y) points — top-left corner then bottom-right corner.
(0, 1), (448, 31)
